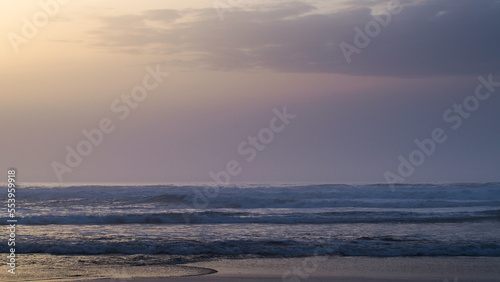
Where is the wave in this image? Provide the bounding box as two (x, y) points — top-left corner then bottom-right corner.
(10, 238), (500, 257)
(5, 183), (500, 210)
(9, 209), (500, 225)
(6, 183), (500, 258)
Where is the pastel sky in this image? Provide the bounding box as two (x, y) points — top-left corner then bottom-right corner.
(1, 0), (499, 183)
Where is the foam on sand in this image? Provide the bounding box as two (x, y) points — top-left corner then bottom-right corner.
(0, 254), (216, 281)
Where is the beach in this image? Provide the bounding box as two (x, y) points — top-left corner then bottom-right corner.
(1, 183), (498, 281)
(1, 255), (499, 281)
(150, 257), (500, 282)
(5, 0), (500, 280)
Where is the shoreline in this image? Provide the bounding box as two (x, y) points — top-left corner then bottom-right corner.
(2, 255), (499, 281)
(159, 256), (500, 281)
(49, 256), (500, 281)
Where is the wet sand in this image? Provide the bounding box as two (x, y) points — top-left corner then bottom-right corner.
(1, 255), (499, 281)
(0, 254), (215, 281)
(160, 257), (500, 281)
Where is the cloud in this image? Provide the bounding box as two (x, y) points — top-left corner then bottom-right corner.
(88, 0), (500, 76)
(144, 9), (183, 22)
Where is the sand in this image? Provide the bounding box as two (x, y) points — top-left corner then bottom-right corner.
(84, 256), (500, 281)
(2, 255), (499, 281)
(158, 257), (500, 282)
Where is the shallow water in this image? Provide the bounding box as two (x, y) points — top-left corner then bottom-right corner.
(0, 254), (216, 281)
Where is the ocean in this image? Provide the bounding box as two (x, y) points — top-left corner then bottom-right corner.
(3, 183), (500, 257)
(1, 183), (500, 280)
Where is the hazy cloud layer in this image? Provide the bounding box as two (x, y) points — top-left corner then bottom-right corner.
(90, 0), (500, 76)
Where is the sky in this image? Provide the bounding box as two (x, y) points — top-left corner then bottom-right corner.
(1, 0), (499, 184)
